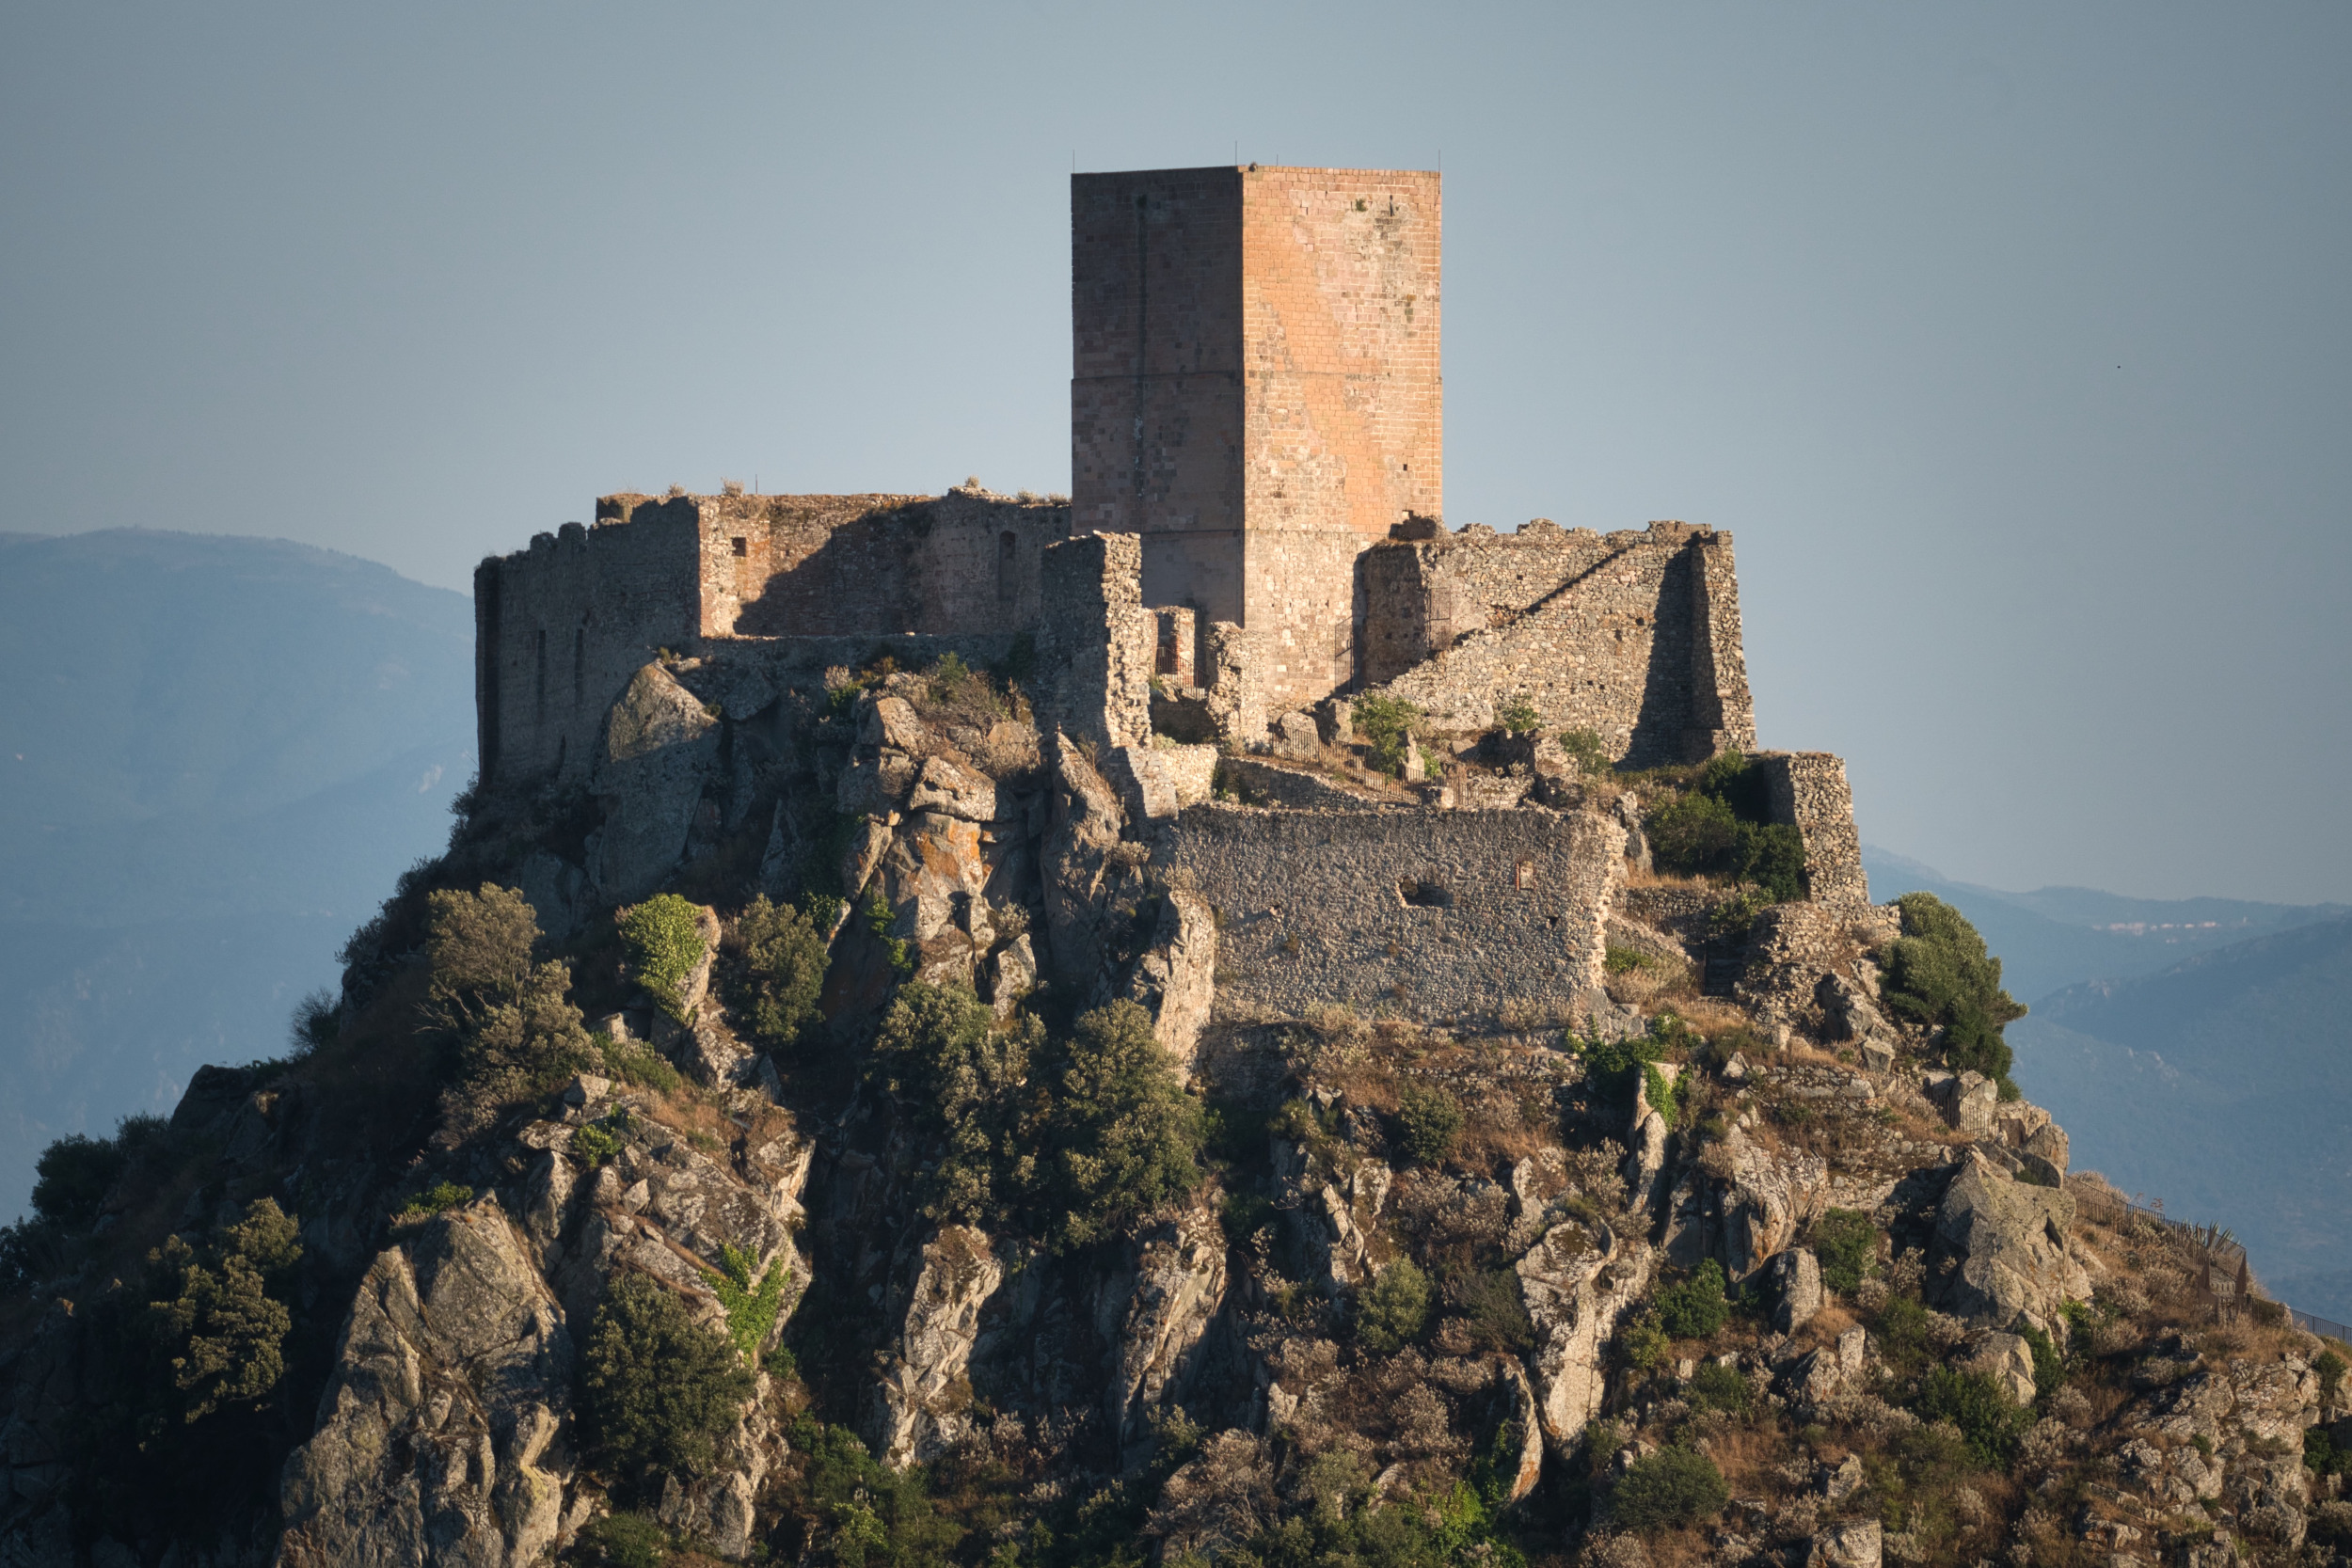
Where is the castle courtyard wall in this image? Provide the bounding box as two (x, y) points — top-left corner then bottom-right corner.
(1166, 804), (1624, 1026)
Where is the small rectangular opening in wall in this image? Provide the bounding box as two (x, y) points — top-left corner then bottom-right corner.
(731, 537), (748, 557)
(1398, 877), (1451, 909)
(1516, 859), (1536, 891)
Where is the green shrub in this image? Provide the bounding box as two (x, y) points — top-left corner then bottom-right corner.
(1619, 1314), (1671, 1371)
(1813, 1209), (1879, 1294)
(141, 1197), (303, 1422)
(288, 987), (341, 1057)
(1656, 1260), (1731, 1339)
(581, 1511), (670, 1568)
(1879, 893), (2027, 1090)
(782, 1418), (960, 1566)
(1643, 752), (1808, 901)
(735, 895), (830, 1051)
(1874, 1293), (1933, 1373)
(2019, 1321), (2063, 1401)
(1358, 1259), (1434, 1353)
(572, 1109), (630, 1165)
(1560, 727), (1611, 773)
(1604, 945), (1651, 974)
(581, 1273), (755, 1498)
(422, 885), (596, 1141)
(619, 895), (709, 1022)
(1496, 694), (1541, 735)
(596, 1034), (682, 1096)
(874, 981), (1034, 1224)
(397, 1180), (474, 1219)
(1452, 1267), (1536, 1354)
(1915, 1366), (2032, 1467)
(703, 1242), (791, 1365)
(1351, 693), (1422, 776)
(1038, 1000), (1204, 1251)
(1611, 1447), (1727, 1532)
(31, 1133), (130, 1229)
(1688, 1360), (1753, 1415)
(2308, 1425), (2350, 1479)
(1394, 1085), (1464, 1165)
(2317, 1348), (2345, 1406)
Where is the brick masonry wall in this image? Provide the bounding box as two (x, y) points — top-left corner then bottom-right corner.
(1071, 166), (1440, 713)
(1355, 520), (1756, 768)
(1756, 752), (1870, 905)
(1167, 804), (1624, 1026)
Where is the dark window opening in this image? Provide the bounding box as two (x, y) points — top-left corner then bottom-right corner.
(731, 536), (748, 558)
(1397, 877), (1452, 910)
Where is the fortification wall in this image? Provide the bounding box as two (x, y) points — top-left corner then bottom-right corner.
(1167, 804), (1623, 1026)
(1356, 520), (1756, 768)
(1756, 752), (1869, 905)
(1040, 531), (1153, 751)
(478, 487), (1075, 788)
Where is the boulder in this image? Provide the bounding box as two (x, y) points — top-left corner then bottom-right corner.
(872, 1227), (1004, 1469)
(1499, 1357), (1547, 1503)
(1932, 1148), (2090, 1325)
(908, 754), (1000, 822)
(860, 694), (932, 752)
(1517, 1220), (1654, 1460)
(1806, 1519), (1883, 1568)
(1106, 1203), (1228, 1456)
(592, 663), (720, 902)
(1963, 1331), (2039, 1404)
(1821, 1453), (1865, 1503)
(2023, 1120), (2069, 1176)
(1925, 1070), (1998, 1134)
(1712, 1125), (1832, 1284)
(1770, 1246), (1824, 1334)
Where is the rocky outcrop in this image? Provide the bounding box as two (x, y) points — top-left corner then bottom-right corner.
(1516, 1219), (1654, 1462)
(1040, 731), (1129, 999)
(593, 663), (721, 902)
(1931, 1148), (2090, 1325)
(1712, 1125), (1830, 1284)
(1769, 1246), (1823, 1333)
(871, 1227), (1005, 1469)
(1106, 1203), (1229, 1456)
(1124, 888), (1216, 1076)
(278, 1200), (576, 1568)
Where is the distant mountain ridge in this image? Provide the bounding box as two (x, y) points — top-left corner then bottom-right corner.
(0, 530), (472, 1221)
(1864, 846), (2352, 1321)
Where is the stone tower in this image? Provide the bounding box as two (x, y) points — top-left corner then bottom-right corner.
(1071, 165), (1441, 711)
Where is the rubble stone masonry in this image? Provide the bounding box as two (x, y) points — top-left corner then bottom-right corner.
(1168, 804), (1623, 1026)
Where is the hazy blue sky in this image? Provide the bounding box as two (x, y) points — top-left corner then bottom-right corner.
(4, 3), (2346, 902)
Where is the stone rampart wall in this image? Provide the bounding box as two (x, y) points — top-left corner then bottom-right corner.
(1041, 532), (1153, 750)
(1756, 752), (1869, 905)
(1355, 520), (1755, 768)
(1167, 804), (1623, 1026)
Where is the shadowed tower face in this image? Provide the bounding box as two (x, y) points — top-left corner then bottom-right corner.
(1071, 165), (1441, 711)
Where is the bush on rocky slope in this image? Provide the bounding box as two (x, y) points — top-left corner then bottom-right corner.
(1878, 892), (2028, 1090)
(583, 1272), (758, 1501)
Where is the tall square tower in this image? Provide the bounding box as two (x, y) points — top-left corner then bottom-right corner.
(1072, 165), (1441, 710)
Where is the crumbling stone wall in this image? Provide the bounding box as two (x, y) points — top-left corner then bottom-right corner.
(1754, 752), (1869, 905)
(1167, 804), (1623, 1026)
(1355, 519), (1755, 768)
(1041, 532), (1153, 751)
(478, 486), (1073, 788)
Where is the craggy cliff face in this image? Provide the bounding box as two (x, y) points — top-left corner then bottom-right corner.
(3, 613), (2344, 1568)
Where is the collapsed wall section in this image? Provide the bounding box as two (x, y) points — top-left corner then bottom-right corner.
(1167, 804), (1624, 1026)
(1356, 519), (1756, 768)
(1755, 752), (1869, 906)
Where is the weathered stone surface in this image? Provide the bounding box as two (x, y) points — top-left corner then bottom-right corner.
(1770, 1246), (1824, 1333)
(1713, 1125), (1831, 1284)
(1270, 710), (1322, 761)
(278, 1201), (574, 1568)
(592, 663), (719, 902)
(1517, 1219), (1653, 1459)
(872, 1227), (1004, 1469)
(1106, 1204), (1228, 1454)
(1963, 1331), (2039, 1404)
(1041, 731), (1129, 998)
(1932, 1148), (2090, 1325)
(1805, 1519), (1882, 1568)
(908, 754), (999, 822)
(1123, 888), (1216, 1074)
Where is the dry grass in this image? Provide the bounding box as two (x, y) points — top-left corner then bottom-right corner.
(1619, 864), (1715, 891)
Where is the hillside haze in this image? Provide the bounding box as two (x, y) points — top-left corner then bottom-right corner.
(1863, 845), (2352, 1320)
(0, 530), (472, 1220)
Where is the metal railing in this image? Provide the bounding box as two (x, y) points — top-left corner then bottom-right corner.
(2104, 1192), (2344, 1347)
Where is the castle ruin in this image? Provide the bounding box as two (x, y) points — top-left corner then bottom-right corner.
(471, 165), (1862, 1031)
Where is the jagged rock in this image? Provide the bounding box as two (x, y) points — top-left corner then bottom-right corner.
(1122, 888), (1216, 1075)
(1922, 1069), (1998, 1133)
(908, 754), (1000, 821)
(2023, 1120), (2069, 1175)
(1932, 1148), (2090, 1325)
(592, 663), (720, 902)
(1613, 793), (1649, 870)
(278, 1200), (575, 1568)
(1817, 973), (1885, 1043)
(1770, 1246), (1824, 1333)
(1806, 1518), (1882, 1568)
(872, 1227), (1004, 1469)
(1517, 1219), (1654, 1460)
(1963, 1330), (2039, 1403)
(1106, 1203), (1228, 1455)
(1040, 730), (1128, 997)
(1713, 1124), (1831, 1284)
(1820, 1452), (1864, 1502)
(860, 694), (932, 752)
(1500, 1357), (1546, 1503)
